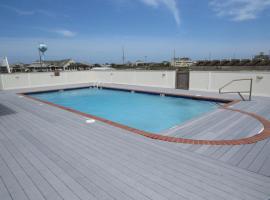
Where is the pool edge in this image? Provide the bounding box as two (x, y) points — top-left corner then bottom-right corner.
(18, 86), (270, 146)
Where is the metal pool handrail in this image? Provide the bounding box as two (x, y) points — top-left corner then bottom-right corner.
(219, 78), (253, 101)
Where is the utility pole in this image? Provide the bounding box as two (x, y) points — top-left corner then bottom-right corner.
(173, 48), (176, 67)
(209, 52), (212, 61)
(122, 46), (125, 65)
(39, 49), (42, 68)
(144, 56), (147, 63)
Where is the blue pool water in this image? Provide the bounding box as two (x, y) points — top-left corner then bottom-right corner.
(30, 88), (218, 133)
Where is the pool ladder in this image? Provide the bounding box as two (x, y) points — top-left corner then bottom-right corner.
(93, 82), (101, 89)
(219, 78), (253, 101)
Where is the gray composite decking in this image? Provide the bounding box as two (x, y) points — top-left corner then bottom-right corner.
(1, 83), (270, 200)
(163, 108), (263, 140)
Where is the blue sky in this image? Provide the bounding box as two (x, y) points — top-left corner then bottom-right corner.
(0, 0), (270, 64)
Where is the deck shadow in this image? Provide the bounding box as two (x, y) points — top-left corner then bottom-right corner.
(0, 104), (16, 116)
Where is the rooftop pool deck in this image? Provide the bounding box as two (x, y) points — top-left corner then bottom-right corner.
(1, 83), (270, 200)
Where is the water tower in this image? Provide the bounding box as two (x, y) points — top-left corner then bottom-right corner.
(38, 43), (48, 67)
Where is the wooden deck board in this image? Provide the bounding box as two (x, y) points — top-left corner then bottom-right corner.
(13, 116), (267, 200)
(0, 151), (29, 200)
(260, 156), (270, 177)
(3, 109), (236, 200)
(0, 139), (64, 200)
(248, 139), (270, 174)
(0, 175), (13, 200)
(0, 142), (46, 200)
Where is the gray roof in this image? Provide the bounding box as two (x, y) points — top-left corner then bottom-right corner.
(28, 59), (74, 68)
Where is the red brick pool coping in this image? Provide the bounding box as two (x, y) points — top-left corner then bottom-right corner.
(20, 88), (270, 146)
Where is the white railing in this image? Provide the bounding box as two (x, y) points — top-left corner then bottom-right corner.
(219, 78), (253, 101)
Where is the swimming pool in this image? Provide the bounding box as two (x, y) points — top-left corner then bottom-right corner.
(29, 87), (219, 133)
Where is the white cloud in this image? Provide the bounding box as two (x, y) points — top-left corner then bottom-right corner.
(0, 4), (65, 18)
(53, 29), (76, 37)
(0, 4), (34, 15)
(33, 27), (76, 38)
(140, 0), (159, 7)
(140, 0), (180, 25)
(210, 0), (270, 21)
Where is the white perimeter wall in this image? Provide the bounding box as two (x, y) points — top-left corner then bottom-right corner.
(1, 70), (269, 97)
(0, 74), (3, 90)
(0, 70), (176, 90)
(190, 71), (270, 97)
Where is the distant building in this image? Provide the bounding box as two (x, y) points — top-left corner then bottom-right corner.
(27, 59), (75, 72)
(126, 61), (133, 67)
(254, 52), (270, 61)
(68, 62), (93, 71)
(92, 67), (114, 71)
(101, 63), (112, 68)
(135, 60), (146, 66)
(192, 54), (270, 71)
(10, 63), (29, 73)
(171, 57), (195, 68)
(162, 61), (170, 66)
